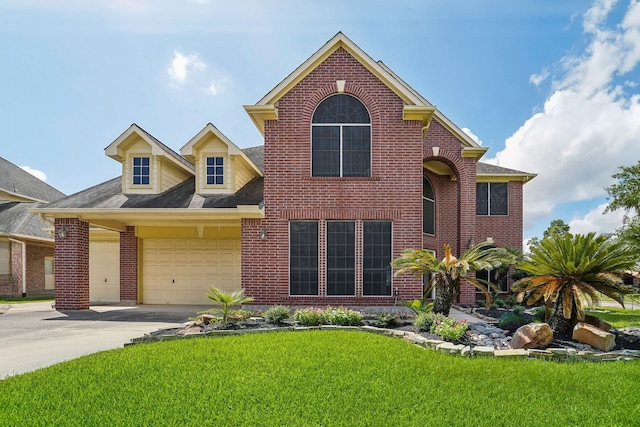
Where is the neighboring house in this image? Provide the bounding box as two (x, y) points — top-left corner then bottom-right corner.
(33, 33), (535, 310)
(0, 157), (66, 298)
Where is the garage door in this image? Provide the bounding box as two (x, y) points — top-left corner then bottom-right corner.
(89, 241), (120, 303)
(142, 239), (241, 304)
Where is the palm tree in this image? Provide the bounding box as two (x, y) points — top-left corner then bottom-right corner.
(512, 232), (637, 337)
(206, 287), (254, 323)
(392, 242), (517, 316)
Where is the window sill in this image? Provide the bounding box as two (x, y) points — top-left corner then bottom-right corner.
(303, 176), (380, 182)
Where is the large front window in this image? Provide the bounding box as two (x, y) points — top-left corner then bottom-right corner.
(311, 94), (371, 177)
(289, 221), (319, 295)
(363, 221), (392, 296)
(132, 157), (150, 185)
(476, 182), (508, 215)
(326, 221), (355, 296)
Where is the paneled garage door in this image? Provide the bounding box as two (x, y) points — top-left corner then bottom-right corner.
(142, 239), (241, 304)
(89, 241), (120, 303)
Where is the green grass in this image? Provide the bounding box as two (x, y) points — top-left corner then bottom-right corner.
(1, 331), (640, 426)
(587, 307), (640, 328)
(0, 297), (53, 304)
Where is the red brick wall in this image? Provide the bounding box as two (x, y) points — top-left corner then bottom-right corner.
(25, 243), (54, 297)
(120, 226), (138, 303)
(54, 218), (90, 310)
(243, 47), (424, 306)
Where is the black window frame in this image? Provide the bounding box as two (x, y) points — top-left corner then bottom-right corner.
(289, 221), (319, 296)
(362, 221), (392, 296)
(423, 177), (435, 235)
(311, 94), (371, 177)
(326, 221), (356, 296)
(132, 156), (150, 185)
(476, 182), (508, 216)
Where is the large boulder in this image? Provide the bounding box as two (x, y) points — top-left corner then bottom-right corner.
(509, 323), (553, 350)
(581, 314), (612, 332)
(572, 322), (616, 352)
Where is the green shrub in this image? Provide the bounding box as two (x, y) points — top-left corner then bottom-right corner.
(227, 309), (253, 322)
(531, 306), (547, 322)
(432, 317), (468, 342)
(263, 305), (291, 324)
(512, 305), (526, 315)
(374, 312), (399, 328)
(399, 299), (433, 314)
(293, 307), (327, 326)
(325, 306), (363, 326)
(414, 312), (446, 332)
(498, 313), (528, 329)
(490, 298), (507, 310)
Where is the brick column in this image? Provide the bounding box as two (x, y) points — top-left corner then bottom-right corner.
(119, 226), (138, 304)
(457, 159), (477, 305)
(54, 218), (89, 310)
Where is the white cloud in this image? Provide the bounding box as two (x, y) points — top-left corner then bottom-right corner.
(206, 80), (225, 96)
(569, 203), (626, 235)
(529, 69), (549, 87)
(487, 0), (640, 233)
(461, 127), (483, 146)
(167, 50), (206, 86)
(20, 166), (47, 182)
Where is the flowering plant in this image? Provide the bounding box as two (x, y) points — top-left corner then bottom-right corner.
(431, 317), (468, 342)
(293, 307), (327, 326)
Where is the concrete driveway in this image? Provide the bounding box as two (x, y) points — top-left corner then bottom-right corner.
(0, 302), (208, 380)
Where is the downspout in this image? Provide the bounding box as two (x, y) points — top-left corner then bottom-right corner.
(8, 238), (27, 297)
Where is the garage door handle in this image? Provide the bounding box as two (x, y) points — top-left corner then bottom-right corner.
(172, 279), (175, 283)
(104, 278), (107, 283)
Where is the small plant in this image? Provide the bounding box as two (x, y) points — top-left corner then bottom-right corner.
(399, 298), (433, 314)
(512, 305), (526, 315)
(206, 287), (254, 324)
(293, 307), (327, 326)
(531, 306), (547, 322)
(498, 312), (528, 329)
(325, 306), (363, 326)
(374, 312), (399, 328)
(490, 298), (507, 310)
(414, 312), (446, 332)
(227, 309), (253, 322)
(263, 305), (291, 324)
(431, 317), (468, 342)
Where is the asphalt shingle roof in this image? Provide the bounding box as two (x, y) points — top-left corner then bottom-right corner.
(0, 156), (66, 202)
(476, 162), (535, 176)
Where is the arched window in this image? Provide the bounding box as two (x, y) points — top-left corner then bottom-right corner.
(311, 94), (371, 177)
(423, 177), (435, 235)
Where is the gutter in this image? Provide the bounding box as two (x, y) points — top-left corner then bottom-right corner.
(8, 238), (27, 297)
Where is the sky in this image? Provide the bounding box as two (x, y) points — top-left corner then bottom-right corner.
(1, 0), (640, 245)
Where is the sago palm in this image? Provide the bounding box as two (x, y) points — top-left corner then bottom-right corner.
(206, 287), (254, 323)
(512, 232), (636, 337)
(392, 242), (517, 316)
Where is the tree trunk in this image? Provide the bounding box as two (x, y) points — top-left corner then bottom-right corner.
(547, 292), (578, 339)
(432, 281), (454, 316)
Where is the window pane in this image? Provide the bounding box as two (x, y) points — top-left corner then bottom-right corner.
(423, 199), (435, 235)
(490, 183), (508, 215)
(290, 221), (319, 295)
(132, 157), (150, 186)
(141, 176), (149, 185)
(476, 183), (488, 215)
(363, 221), (392, 296)
(312, 126), (340, 176)
(312, 94), (370, 124)
(343, 126), (371, 177)
(326, 222), (355, 296)
(423, 177), (434, 199)
(206, 157), (224, 185)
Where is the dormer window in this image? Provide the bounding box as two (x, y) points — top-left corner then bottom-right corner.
(132, 157), (150, 185)
(206, 156), (224, 185)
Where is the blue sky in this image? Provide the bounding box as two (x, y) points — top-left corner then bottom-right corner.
(2, 0), (639, 244)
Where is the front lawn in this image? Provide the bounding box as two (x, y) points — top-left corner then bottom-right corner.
(1, 331), (639, 426)
(0, 297), (53, 304)
(587, 307), (640, 328)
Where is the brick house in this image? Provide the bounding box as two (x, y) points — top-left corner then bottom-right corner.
(0, 157), (66, 298)
(33, 33), (534, 310)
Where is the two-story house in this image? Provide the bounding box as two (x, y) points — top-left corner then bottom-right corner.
(33, 33), (534, 310)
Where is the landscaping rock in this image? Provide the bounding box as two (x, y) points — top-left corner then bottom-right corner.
(582, 314), (612, 332)
(572, 322), (616, 352)
(494, 349), (528, 358)
(200, 314), (217, 325)
(509, 323), (553, 349)
(615, 327), (640, 350)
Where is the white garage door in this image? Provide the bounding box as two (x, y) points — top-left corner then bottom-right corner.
(142, 239), (241, 305)
(89, 241), (120, 303)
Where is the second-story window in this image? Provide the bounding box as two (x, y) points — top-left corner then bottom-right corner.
(132, 157), (150, 185)
(311, 94), (371, 177)
(476, 182), (508, 215)
(206, 156), (224, 185)
(423, 177), (435, 235)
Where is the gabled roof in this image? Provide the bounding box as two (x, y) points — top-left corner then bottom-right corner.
(244, 32), (435, 134)
(0, 156), (65, 203)
(0, 202), (53, 241)
(104, 124), (195, 173)
(180, 123), (262, 177)
(476, 162), (537, 183)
